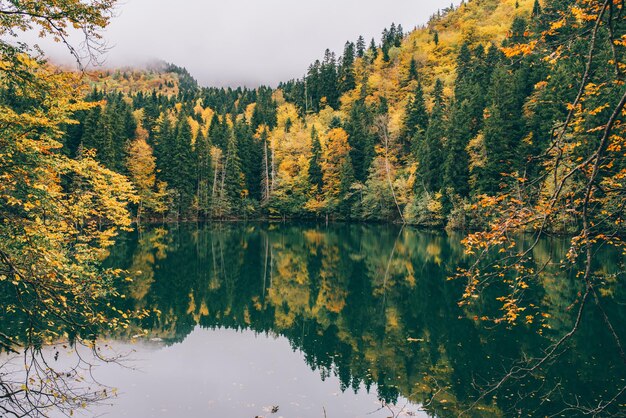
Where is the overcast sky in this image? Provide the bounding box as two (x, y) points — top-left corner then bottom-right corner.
(24, 0), (457, 87)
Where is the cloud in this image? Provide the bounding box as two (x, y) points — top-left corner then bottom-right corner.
(18, 0), (457, 87)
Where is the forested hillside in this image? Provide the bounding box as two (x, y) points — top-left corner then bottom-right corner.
(64, 0), (625, 232)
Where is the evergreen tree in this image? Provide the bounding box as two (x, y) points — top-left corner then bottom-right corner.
(320, 49), (339, 109)
(235, 116), (263, 201)
(356, 35), (366, 58)
(395, 24), (404, 46)
(153, 114), (174, 183)
(345, 100), (375, 182)
(339, 42), (356, 94)
(208, 113), (227, 149)
(81, 105), (116, 169)
(455, 42), (473, 99)
(329, 116), (343, 129)
(305, 60), (322, 112)
(170, 117), (197, 217)
(418, 79), (446, 192)
(407, 58), (419, 83)
(444, 99), (472, 197)
(478, 65), (525, 195)
(222, 123), (245, 214)
(403, 81), (429, 157)
(251, 87), (278, 130)
(531, 0), (542, 18)
(369, 38), (378, 62)
(505, 16), (528, 46)
(195, 131), (213, 217)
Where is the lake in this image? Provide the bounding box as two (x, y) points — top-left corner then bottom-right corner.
(13, 223), (626, 417)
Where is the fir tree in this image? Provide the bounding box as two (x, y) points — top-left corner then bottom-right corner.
(356, 35), (366, 58)
(170, 117), (197, 217)
(346, 100), (375, 182)
(418, 79), (446, 192)
(320, 49), (339, 109)
(222, 123), (245, 214)
(369, 38), (378, 62)
(403, 81), (429, 158)
(195, 131), (213, 216)
(444, 99), (472, 197)
(407, 58), (419, 83)
(478, 65), (525, 195)
(531, 0), (542, 18)
(235, 116), (263, 201)
(339, 42), (356, 93)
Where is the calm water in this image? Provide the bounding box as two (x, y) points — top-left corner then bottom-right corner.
(32, 224), (626, 416)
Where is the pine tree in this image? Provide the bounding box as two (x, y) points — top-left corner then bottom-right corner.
(320, 49), (339, 109)
(81, 104), (116, 169)
(418, 79), (446, 192)
(235, 116), (262, 201)
(356, 35), (366, 58)
(170, 117), (197, 217)
(444, 99), (472, 197)
(505, 16), (528, 46)
(407, 58), (419, 83)
(306, 60), (321, 112)
(222, 123), (245, 214)
(339, 42), (356, 94)
(478, 65), (525, 195)
(455, 42), (473, 100)
(531, 0), (542, 18)
(195, 131), (213, 217)
(395, 24), (404, 47)
(403, 81), (429, 158)
(346, 100), (375, 182)
(251, 87), (278, 130)
(369, 38), (378, 62)
(208, 113), (227, 149)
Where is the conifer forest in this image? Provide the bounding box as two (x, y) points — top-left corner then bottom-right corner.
(1, 0), (626, 417)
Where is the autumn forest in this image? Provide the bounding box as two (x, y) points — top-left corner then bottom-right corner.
(65, 0), (611, 229)
(1, 0), (626, 416)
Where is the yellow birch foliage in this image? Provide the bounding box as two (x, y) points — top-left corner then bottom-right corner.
(0, 54), (140, 349)
(321, 128), (352, 209)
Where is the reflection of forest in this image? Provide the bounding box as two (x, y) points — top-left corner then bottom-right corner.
(106, 224), (626, 417)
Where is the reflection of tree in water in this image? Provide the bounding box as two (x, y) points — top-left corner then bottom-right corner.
(109, 224), (626, 417)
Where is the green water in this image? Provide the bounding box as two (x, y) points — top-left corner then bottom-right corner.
(55, 224), (626, 416)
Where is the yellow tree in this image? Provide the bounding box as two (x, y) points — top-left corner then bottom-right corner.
(458, 1), (626, 412)
(127, 124), (168, 222)
(0, 1), (153, 416)
(320, 127), (355, 216)
(267, 104), (313, 217)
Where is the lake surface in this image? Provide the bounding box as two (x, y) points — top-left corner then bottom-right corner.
(26, 224), (626, 416)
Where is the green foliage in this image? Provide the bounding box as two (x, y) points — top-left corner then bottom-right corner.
(418, 79), (446, 193)
(48, 0), (626, 232)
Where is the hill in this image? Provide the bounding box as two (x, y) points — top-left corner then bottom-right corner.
(62, 0), (625, 236)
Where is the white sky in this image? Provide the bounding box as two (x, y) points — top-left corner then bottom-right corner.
(20, 0), (458, 87)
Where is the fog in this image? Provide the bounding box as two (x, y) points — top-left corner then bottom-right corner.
(20, 0), (457, 87)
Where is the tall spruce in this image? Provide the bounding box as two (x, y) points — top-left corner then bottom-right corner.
(356, 35), (366, 58)
(403, 80), (429, 158)
(339, 42), (356, 94)
(346, 100), (375, 182)
(418, 79), (446, 192)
